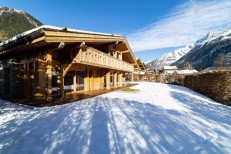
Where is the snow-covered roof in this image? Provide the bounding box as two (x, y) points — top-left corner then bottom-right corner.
(0, 25), (122, 47)
(163, 66), (178, 70)
(176, 69), (198, 75)
(164, 70), (175, 74)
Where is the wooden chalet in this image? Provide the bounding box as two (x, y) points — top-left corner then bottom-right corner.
(136, 58), (146, 71)
(0, 25), (138, 102)
(133, 58), (147, 81)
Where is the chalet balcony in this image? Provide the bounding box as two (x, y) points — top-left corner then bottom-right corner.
(73, 47), (134, 72)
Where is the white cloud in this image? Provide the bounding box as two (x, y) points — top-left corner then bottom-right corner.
(127, 0), (231, 52)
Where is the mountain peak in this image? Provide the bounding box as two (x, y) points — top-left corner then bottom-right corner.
(194, 31), (220, 46)
(173, 28), (231, 70)
(146, 45), (192, 69)
(0, 7), (43, 41)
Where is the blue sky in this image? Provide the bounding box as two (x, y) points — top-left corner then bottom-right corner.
(1, 0), (231, 62)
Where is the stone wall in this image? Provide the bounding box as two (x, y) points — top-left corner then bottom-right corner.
(184, 71), (231, 106)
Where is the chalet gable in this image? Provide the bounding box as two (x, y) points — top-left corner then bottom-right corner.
(0, 25), (138, 68)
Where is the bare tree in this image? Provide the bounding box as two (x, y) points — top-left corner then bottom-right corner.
(214, 53), (227, 69)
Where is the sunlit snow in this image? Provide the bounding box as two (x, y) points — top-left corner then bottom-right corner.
(0, 82), (230, 154)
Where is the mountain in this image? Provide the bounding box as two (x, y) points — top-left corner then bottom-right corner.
(0, 7), (42, 41)
(194, 31), (219, 46)
(146, 45), (192, 69)
(173, 29), (231, 70)
(145, 59), (158, 69)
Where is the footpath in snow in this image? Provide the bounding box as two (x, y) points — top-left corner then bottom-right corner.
(0, 82), (231, 154)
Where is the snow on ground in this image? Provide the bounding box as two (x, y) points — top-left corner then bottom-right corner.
(0, 82), (231, 154)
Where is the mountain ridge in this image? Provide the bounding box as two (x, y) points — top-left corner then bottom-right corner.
(0, 7), (42, 41)
(146, 28), (231, 71)
(173, 29), (231, 70)
(146, 45), (192, 69)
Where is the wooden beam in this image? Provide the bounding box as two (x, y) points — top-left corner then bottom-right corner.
(73, 70), (76, 92)
(84, 68), (89, 91)
(45, 36), (125, 43)
(118, 72), (122, 86)
(63, 63), (73, 77)
(131, 72), (134, 82)
(44, 30), (123, 39)
(121, 50), (130, 54)
(114, 72), (117, 87)
(46, 50), (52, 102)
(62, 48), (83, 77)
(106, 71), (110, 89)
(57, 66), (64, 97)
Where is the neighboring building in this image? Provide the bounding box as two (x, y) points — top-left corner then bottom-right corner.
(133, 58), (148, 81)
(162, 66), (178, 75)
(157, 65), (198, 84)
(0, 25), (138, 102)
(131, 58), (157, 81)
(143, 70), (155, 81)
(175, 69), (198, 75)
(166, 69), (198, 84)
(159, 66), (178, 83)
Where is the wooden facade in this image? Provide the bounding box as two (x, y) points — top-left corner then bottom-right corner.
(132, 58), (147, 81)
(0, 26), (138, 102)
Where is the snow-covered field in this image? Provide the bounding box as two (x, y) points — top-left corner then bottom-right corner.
(0, 82), (231, 154)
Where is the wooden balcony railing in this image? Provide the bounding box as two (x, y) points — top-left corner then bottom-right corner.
(73, 47), (134, 72)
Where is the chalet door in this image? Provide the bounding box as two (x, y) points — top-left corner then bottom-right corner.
(18, 62), (35, 99)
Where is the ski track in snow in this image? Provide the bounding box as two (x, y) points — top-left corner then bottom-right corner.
(0, 82), (231, 154)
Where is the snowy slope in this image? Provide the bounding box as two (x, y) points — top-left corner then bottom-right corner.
(194, 31), (220, 46)
(174, 29), (231, 70)
(194, 30), (231, 47)
(146, 45), (192, 69)
(0, 82), (231, 154)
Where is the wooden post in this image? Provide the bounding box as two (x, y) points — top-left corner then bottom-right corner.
(122, 72), (126, 83)
(118, 53), (122, 60)
(84, 68), (89, 91)
(61, 76), (64, 96)
(57, 66), (64, 97)
(23, 63), (27, 98)
(46, 51), (52, 102)
(118, 72), (122, 86)
(34, 53), (46, 101)
(113, 51), (117, 58)
(114, 72), (117, 87)
(100, 70), (104, 89)
(131, 72), (134, 82)
(89, 69), (93, 90)
(106, 71), (110, 89)
(73, 70), (76, 92)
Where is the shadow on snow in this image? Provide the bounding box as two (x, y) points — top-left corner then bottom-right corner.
(0, 88), (231, 154)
